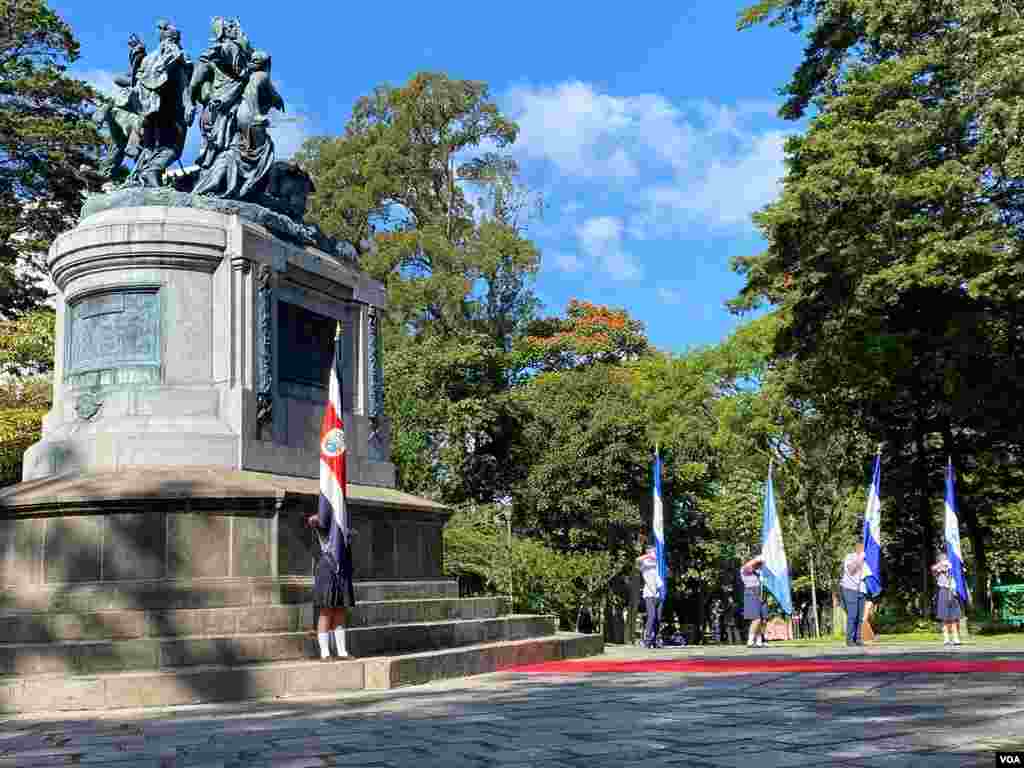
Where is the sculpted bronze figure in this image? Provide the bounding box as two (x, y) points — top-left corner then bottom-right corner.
(94, 21), (193, 187)
(90, 16), (316, 232)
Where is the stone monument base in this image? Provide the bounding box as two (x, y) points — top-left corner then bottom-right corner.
(0, 467), (603, 712)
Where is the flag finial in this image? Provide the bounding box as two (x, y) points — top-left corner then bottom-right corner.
(335, 321), (342, 340)
(876, 443), (883, 456)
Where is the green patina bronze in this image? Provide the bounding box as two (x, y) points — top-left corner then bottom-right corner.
(89, 16), (326, 239)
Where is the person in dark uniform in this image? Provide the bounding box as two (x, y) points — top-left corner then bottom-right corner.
(741, 555), (767, 647)
(306, 503), (356, 660)
(931, 549), (963, 646)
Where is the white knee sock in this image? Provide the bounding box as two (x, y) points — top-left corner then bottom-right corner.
(942, 625), (950, 642)
(317, 632), (331, 659)
(334, 627), (349, 657)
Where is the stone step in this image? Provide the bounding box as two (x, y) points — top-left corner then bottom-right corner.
(0, 578), (460, 613)
(0, 615), (558, 676)
(0, 597), (511, 643)
(0, 633), (604, 713)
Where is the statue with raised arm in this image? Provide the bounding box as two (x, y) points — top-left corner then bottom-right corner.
(85, 15), (320, 240)
(93, 34), (146, 178)
(93, 21), (194, 187)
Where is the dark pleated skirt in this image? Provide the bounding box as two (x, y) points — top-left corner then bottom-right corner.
(313, 552), (356, 609)
(936, 587), (961, 621)
(743, 588), (767, 620)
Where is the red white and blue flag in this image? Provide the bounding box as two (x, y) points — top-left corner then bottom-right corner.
(318, 323), (349, 571)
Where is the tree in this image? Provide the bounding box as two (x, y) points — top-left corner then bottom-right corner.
(735, 0), (1024, 610)
(519, 299), (649, 373)
(298, 74), (541, 508)
(0, 308), (54, 484)
(0, 0), (101, 317)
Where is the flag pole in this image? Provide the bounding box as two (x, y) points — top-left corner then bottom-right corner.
(762, 458), (770, 606)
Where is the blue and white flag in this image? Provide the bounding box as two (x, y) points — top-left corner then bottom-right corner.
(760, 462), (793, 615)
(652, 448), (667, 600)
(861, 454), (883, 597)
(944, 459), (970, 604)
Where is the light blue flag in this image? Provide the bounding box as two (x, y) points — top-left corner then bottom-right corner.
(861, 454), (883, 597)
(760, 462), (793, 615)
(652, 449), (667, 600)
(944, 459), (970, 604)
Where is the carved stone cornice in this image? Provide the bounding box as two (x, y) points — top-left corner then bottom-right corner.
(49, 215), (227, 291)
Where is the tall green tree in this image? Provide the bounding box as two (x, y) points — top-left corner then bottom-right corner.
(735, 0), (1024, 606)
(0, 0), (101, 317)
(0, 307), (53, 485)
(297, 73), (539, 505)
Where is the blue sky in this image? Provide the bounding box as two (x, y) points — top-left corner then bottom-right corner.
(61, 0), (805, 354)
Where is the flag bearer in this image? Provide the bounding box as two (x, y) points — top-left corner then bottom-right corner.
(306, 322), (357, 661)
(637, 545), (663, 648)
(932, 550), (963, 646)
(741, 555), (767, 647)
(840, 542), (867, 647)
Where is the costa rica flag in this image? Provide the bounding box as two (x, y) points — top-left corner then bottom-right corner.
(318, 322), (350, 569)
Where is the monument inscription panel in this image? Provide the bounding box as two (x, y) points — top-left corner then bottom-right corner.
(67, 289), (161, 379)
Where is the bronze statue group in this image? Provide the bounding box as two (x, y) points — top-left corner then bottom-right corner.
(94, 16), (285, 200)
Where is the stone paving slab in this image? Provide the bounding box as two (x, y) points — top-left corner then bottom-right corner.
(0, 644), (1022, 766)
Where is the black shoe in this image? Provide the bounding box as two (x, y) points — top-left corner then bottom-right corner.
(855, 640), (864, 646)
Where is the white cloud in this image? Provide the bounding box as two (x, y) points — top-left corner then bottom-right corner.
(577, 216), (643, 281)
(656, 286), (684, 305)
(503, 81), (791, 236)
(692, 99), (779, 138)
(77, 68), (118, 98)
(504, 81), (695, 180)
(548, 250), (583, 273)
(270, 112), (311, 160)
(646, 131), (787, 227)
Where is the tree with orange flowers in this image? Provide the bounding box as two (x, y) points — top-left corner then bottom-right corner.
(518, 299), (649, 374)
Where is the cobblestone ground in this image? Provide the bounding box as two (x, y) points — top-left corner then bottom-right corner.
(2, 644), (1023, 767)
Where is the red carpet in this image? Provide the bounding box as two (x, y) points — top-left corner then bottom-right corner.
(505, 657), (1024, 675)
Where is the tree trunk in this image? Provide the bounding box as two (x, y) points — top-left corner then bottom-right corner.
(809, 551), (821, 638)
(832, 590), (844, 639)
(913, 401), (935, 615)
(695, 582), (705, 645)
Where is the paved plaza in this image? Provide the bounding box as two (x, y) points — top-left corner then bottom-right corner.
(2, 643), (1023, 767)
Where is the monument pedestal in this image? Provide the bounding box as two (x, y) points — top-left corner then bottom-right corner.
(0, 204), (602, 712)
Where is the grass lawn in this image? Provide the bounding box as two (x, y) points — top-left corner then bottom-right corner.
(779, 632), (1024, 647)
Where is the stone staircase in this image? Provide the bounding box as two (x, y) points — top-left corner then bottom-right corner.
(0, 579), (602, 713)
